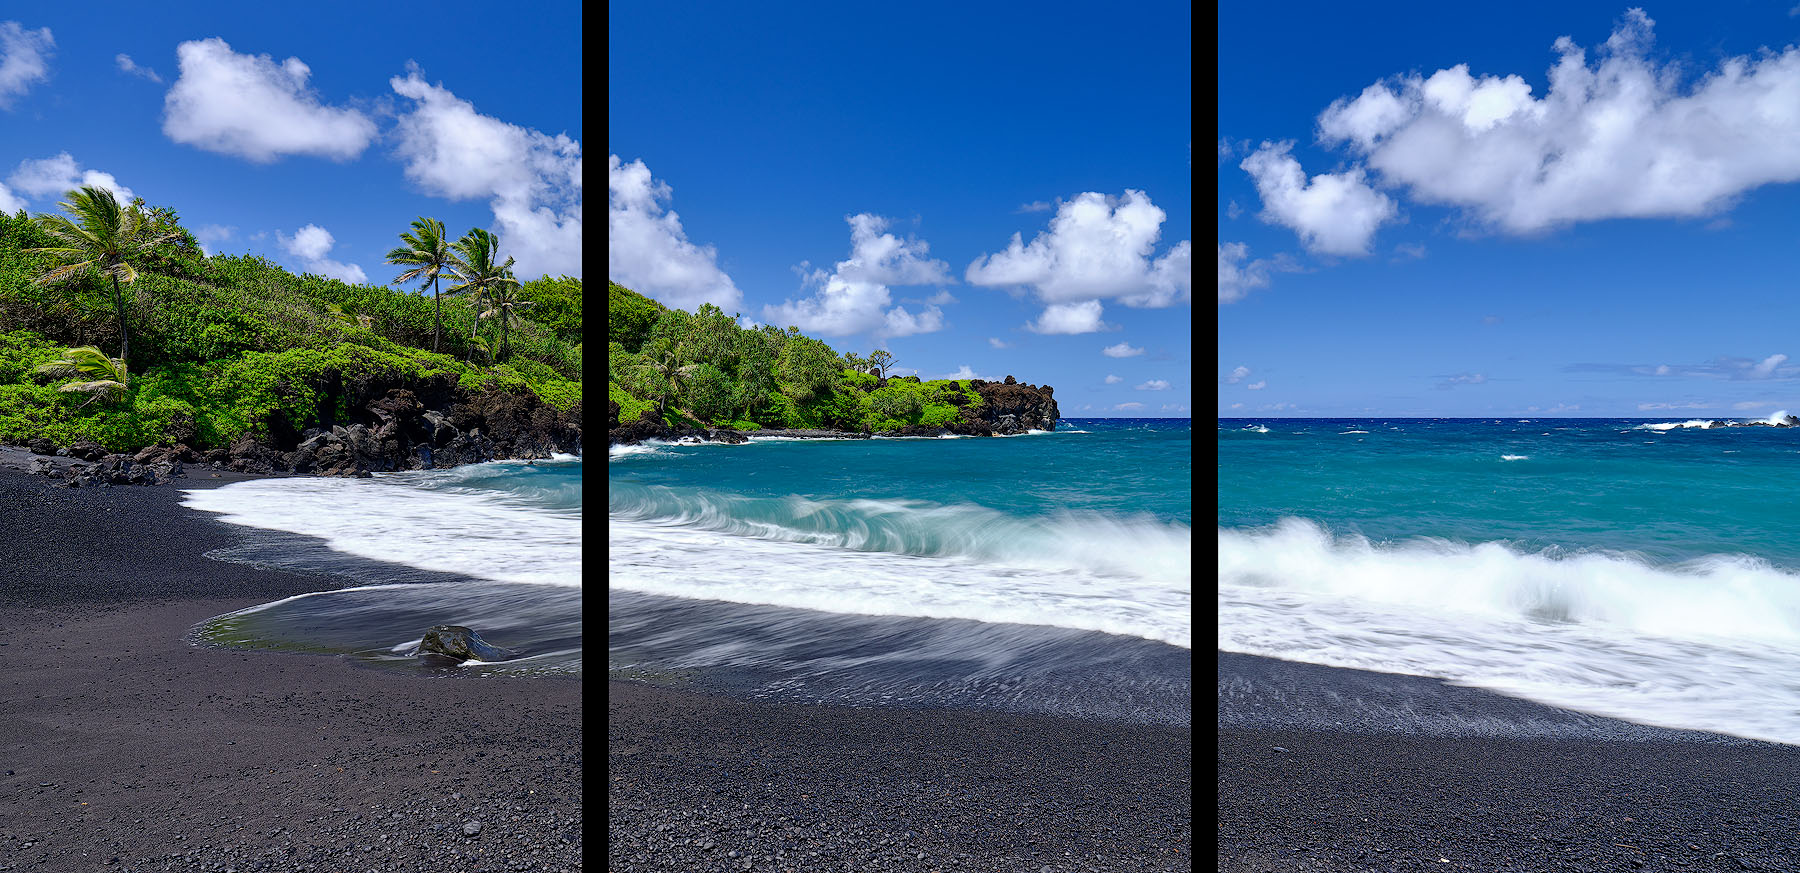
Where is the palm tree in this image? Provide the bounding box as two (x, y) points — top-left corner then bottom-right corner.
(445, 228), (524, 361)
(33, 346), (128, 407)
(385, 217), (452, 353)
(25, 186), (183, 374)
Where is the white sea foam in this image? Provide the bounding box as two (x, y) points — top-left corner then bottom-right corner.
(1501, 455), (1529, 461)
(183, 463), (581, 587)
(1242, 424), (1270, 433)
(610, 489), (1192, 648)
(1638, 419), (1716, 431)
(1219, 518), (1800, 744)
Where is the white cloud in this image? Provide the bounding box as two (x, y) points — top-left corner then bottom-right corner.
(1161, 404), (1190, 412)
(1654, 364), (1671, 375)
(608, 155), (737, 311)
(1136, 379), (1171, 391)
(1482, 315), (1503, 325)
(115, 53), (161, 83)
(1259, 402), (1296, 412)
(277, 224), (367, 284)
(1749, 354), (1788, 379)
(1315, 10), (1800, 233)
(966, 190), (1190, 308)
(0, 21), (53, 109)
(941, 365), (987, 380)
(987, 337), (1009, 349)
(1102, 342), (1144, 358)
(0, 182), (22, 214)
(1546, 403), (1580, 413)
(1241, 141), (1397, 255)
(1437, 372), (1488, 389)
(1247, 380), (1267, 390)
(1225, 365), (1250, 383)
(765, 213), (951, 338)
(1115, 402), (1145, 411)
(1229, 402), (1244, 409)
(193, 224), (234, 256)
(163, 38), (375, 163)
(1014, 200), (1053, 213)
(924, 289), (957, 305)
(392, 67), (580, 281)
(1393, 242), (1427, 260)
(1638, 401), (1711, 410)
(1218, 242), (1271, 303)
(1104, 374), (1122, 384)
(1026, 299), (1107, 334)
(1225, 200), (1243, 220)
(1732, 401), (1773, 410)
(7, 153), (135, 203)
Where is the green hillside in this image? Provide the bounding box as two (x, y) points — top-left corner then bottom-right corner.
(608, 281), (982, 432)
(0, 191), (580, 453)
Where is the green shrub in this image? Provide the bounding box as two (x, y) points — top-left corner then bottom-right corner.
(609, 380), (653, 423)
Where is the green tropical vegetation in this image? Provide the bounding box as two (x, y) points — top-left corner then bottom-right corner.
(0, 189), (581, 453)
(608, 280), (983, 432)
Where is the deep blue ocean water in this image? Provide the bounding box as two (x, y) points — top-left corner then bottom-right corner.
(609, 419), (1193, 724)
(183, 456), (582, 676)
(1219, 417), (1800, 743)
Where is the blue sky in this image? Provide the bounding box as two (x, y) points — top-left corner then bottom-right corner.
(609, 2), (1192, 418)
(1219, 3), (1800, 419)
(0, 4), (581, 289)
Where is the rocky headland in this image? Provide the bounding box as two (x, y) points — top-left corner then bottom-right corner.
(608, 376), (1059, 447)
(8, 373), (581, 487)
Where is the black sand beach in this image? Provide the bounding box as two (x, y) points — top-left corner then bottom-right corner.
(0, 454), (580, 872)
(607, 679), (1193, 872)
(1217, 651), (1800, 872)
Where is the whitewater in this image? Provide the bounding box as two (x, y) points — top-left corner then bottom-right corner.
(609, 418), (1193, 722)
(1220, 418), (1800, 744)
(182, 456), (583, 675)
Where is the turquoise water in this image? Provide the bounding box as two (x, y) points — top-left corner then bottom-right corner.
(609, 419), (1193, 723)
(185, 456), (582, 675)
(1219, 418), (1800, 743)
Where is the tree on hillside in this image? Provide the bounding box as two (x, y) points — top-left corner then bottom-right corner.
(867, 349), (897, 381)
(25, 186), (185, 378)
(608, 281), (663, 352)
(385, 217), (452, 353)
(777, 335), (841, 403)
(624, 309), (697, 418)
(445, 227), (524, 361)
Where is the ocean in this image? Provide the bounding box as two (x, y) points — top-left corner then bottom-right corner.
(1219, 417), (1800, 744)
(608, 418), (1193, 725)
(181, 455), (582, 676)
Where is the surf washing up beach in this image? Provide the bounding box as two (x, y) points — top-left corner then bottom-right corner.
(1217, 418), (1800, 869)
(609, 418), (1194, 870)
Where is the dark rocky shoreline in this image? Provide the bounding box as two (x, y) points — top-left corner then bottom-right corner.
(1218, 652), (1800, 871)
(0, 466), (581, 871)
(7, 378), (581, 487)
(608, 376), (1060, 446)
(609, 680), (1191, 873)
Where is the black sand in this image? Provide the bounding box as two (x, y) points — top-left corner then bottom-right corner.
(0, 458), (581, 871)
(607, 679), (1193, 872)
(1217, 651), (1800, 872)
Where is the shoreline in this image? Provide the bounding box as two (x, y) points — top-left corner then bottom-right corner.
(0, 465), (581, 870)
(1217, 651), (1800, 871)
